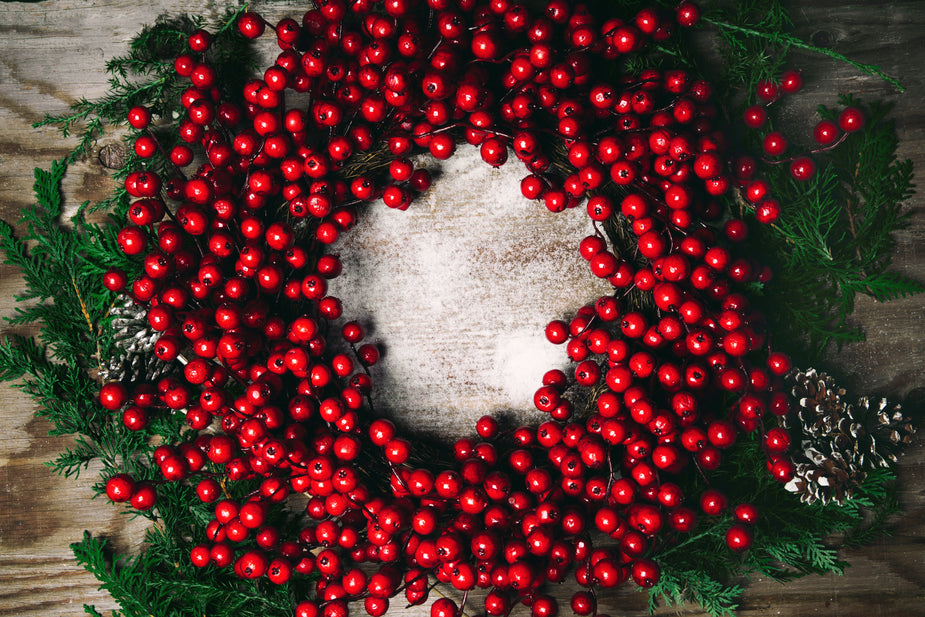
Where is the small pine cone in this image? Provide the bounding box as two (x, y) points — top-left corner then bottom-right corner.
(855, 396), (916, 464)
(786, 368), (847, 437)
(99, 299), (173, 383)
(782, 368), (915, 506)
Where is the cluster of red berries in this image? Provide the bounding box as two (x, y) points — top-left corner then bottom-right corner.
(98, 1), (805, 616)
(739, 70), (865, 190)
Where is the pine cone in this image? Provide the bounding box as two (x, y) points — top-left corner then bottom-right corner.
(788, 368), (846, 438)
(856, 395), (916, 464)
(99, 299), (174, 383)
(782, 369), (915, 505)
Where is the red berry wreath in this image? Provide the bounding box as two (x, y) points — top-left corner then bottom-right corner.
(2, 1), (917, 616)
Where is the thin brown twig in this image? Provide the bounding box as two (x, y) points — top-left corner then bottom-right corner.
(844, 161), (876, 296)
(72, 276), (105, 380)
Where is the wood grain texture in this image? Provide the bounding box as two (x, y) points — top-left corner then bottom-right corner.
(0, 1), (924, 616)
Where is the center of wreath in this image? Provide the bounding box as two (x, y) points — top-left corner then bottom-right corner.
(328, 144), (612, 437)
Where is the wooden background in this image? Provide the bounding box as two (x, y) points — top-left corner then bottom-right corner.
(1, 1), (924, 616)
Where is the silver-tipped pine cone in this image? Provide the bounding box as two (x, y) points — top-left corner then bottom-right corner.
(98, 299), (173, 383)
(782, 368), (915, 505)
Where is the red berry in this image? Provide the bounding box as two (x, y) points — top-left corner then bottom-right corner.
(767, 351), (792, 375)
(130, 482), (158, 511)
(117, 225), (148, 255)
(190, 544), (211, 567)
(700, 488), (728, 516)
(431, 597), (457, 617)
(127, 106), (152, 129)
(105, 474), (135, 502)
(813, 119), (840, 146)
(188, 29), (212, 52)
(99, 382), (128, 410)
(755, 198), (780, 224)
(779, 69), (803, 94)
(725, 523), (754, 551)
(765, 427), (792, 453)
(676, 2), (701, 28)
(838, 106), (865, 132)
(631, 558), (660, 588)
(102, 268), (128, 292)
(742, 105), (767, 129)
(235, 550), (269, 579)
(121, 406), (148, 431)
(789, 156), (816, 181)
(762, 131), (788, 157)
(734, 503), (760, 525)
(771, 457), (795, 482)
(756, 80), (779, 103)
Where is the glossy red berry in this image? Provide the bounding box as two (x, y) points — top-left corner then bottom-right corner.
(676, 2), (701, 28)
(742, 105), (767, 129)
(813, 119), (840, 146)
(700, 488), (728, 516)
(725, 523), (754, 551)
(771, 458), (795, 482)
(765, 427), (791, 453)
(734, 502), (760, 525)
(235, 550), (269, 579)
(130, 482), (158, 511)
(238, 12), (266, 39)
(127, 106), (152, 129)
(188, 29), (212, 52)
(789, 156), (816, 181)
(631, 558), (660, 588)
(99, 382), (129, 410)
(756, 80), (779, 103)
(106, 474), (135, 502)
(779, 69), (803, 94)
(838, 106), (865, 132)
(117, 226), (148, 255)
(762, 131), (788, 157)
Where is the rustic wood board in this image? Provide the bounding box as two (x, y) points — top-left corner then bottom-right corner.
(1, 1), (923, 616)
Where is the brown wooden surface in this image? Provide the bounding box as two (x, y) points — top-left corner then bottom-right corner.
(1, 1), (924, 616)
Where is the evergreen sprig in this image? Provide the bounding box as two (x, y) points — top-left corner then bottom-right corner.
(703, 0), (794, 97)
(0, 159), (151, 478)
(701, 4), (903, 94)
(73, 529), (302, 617)
(648, 567), (742, 617)
(74, 475), (317, 616)
(601, 0), (903, 116)
(0, 161), (130, 365)
(1, 161), (313, 615)
(756, 97), (920, 359)
(648, 437), (902, 616)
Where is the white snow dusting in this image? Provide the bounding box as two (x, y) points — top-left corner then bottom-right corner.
(327, 144), (612, 438)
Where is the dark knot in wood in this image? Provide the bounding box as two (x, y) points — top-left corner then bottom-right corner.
(811, 30), (834, 48)
(98, 143), (126, 169)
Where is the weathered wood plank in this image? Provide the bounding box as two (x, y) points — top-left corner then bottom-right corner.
(0, 1), (923, 616)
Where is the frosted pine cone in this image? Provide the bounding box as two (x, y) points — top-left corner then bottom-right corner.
(783, 369), (915, 505)
(99, 299), (173, 383)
